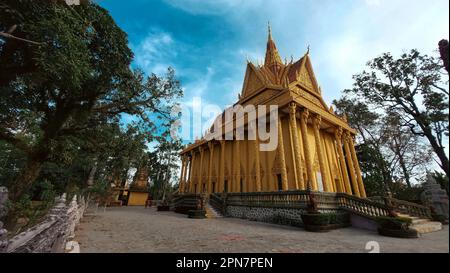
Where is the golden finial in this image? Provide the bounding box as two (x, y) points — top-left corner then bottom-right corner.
(268, 21), (272, 40)
(307, 45), (310, 55)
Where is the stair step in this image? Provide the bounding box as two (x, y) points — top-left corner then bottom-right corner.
(205, 205), (223, 218)
(412, 218), (429, 225)
(396, 213), (412, 218)
(410, 221), (442, 234)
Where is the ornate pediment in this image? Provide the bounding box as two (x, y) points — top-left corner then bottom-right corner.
(241, 63), (267, 99)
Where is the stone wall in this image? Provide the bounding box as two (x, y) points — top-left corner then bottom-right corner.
(5, 193), (86, 253)
(225, 205), (339, 227)
(226, 205), (306, 227)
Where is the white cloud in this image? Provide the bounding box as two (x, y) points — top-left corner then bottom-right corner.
(132, 31), (177, 76)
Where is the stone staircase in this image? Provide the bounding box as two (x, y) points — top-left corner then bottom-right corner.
(205, 204), (223, 219)
(396, 213), (443, 234)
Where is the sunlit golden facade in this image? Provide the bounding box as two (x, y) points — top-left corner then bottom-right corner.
(178, 27), (366, 197)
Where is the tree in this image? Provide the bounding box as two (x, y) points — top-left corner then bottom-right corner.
(333, 97), (394, 194)
(333, 97), (433, 196)
(439, 39), (449, 73)
(345, 50), (449, 176)
(0, 1), (182, 202)
(381, 113), (432, 188)
(147, 136), (183, 200)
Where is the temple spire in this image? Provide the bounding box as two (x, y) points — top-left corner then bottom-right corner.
(264, 22), (283, 69)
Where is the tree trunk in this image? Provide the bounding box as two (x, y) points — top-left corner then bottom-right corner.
(9, 154), (46, 202)
(393, 137), (411, 188)
(422, 126), (449, 177)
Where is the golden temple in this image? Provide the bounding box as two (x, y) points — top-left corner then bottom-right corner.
(178, 26), (366, 198)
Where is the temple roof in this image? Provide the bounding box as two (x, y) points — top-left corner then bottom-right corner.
(264, 24), (283, 69)
(241, 26), (317, 98)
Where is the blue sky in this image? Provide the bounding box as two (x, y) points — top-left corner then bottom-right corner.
(98, 0), (449, 141)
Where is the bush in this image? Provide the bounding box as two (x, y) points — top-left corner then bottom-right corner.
(330, 212), (350, 225)
(376, 216), (412, 230)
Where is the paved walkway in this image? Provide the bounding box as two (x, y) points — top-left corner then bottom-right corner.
(74, 206), (449, 253)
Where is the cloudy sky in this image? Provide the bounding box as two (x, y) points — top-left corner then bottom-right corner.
(98, 0), (449, 140)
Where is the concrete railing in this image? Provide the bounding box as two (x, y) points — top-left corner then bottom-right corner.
(1, 192), (87, 253)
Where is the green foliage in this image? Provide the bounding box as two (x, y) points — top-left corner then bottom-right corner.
(0, 0), (183, 204)
(148, 137), (183, 200)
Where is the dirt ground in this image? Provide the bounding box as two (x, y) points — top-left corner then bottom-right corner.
(74, 206), (449, 253)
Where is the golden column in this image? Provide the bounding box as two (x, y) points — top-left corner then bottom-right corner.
(348, 135), (366, 197)
(219, 140), (225, 193)
(198, 146), (204, 193)
(188, 152), (196, 193)
(334, 127), (352, 194)
(289, 102), (304, 190)
(179, 156), (186, 193)
(278, 116), (289, 190)
(299, 109), (316, 190)
(235, 137), (241, 192)
(254, 128), (262, 192)
(207, 142), (214, 194)
(184, 157), (190, 193)
(343, 131), (361, 197)
(312, 115), (330, 192)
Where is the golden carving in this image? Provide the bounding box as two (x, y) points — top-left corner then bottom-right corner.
(298, 66), (314, 90)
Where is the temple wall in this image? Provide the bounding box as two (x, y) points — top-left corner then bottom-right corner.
(184, 110), (364, 196)
(128, 192), (148, 206)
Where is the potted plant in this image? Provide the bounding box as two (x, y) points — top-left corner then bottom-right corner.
(301, 191), (350, 232)
(301, 191), (329, 231)
(376, 216), (419, 238)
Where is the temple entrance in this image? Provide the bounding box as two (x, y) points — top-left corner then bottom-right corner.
(212, 182), (216, 193)
(240, 179), (244, 193)
(224, 180), (228, 192)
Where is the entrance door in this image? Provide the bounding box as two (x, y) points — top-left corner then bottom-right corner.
(224, 180), (228, 192)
